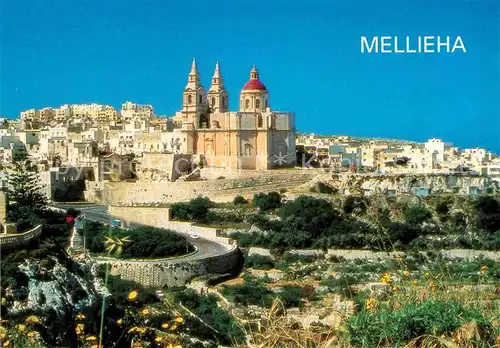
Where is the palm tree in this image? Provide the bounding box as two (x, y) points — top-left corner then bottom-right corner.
(99, 234), (132, 347)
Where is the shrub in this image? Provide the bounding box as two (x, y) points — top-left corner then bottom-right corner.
(233, 195), (248, 205)
(66, 208), (81, 218)
(404, 205), (433, 225)
(278, 285), (303, 307)
(221, 275), (274, 307)
(244, 254), (275, 270)
(343, 196), (368, 215)
(253, 192), (282, 211)
(171, 196), (214, 222)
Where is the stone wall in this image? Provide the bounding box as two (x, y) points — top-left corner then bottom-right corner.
(0, 224), (43, 250)
(249, 247), (500, 262)
(90, 171), (315, 205)
(98, 246), (243, 287)
(108, 206), (233, 245)
(299, 173), (498, 196)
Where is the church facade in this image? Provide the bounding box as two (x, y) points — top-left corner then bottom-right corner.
(172, 59), (296, 170)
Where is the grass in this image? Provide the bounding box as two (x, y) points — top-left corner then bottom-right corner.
(232, 253), (500, 347)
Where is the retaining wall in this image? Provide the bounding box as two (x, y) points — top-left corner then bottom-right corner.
(97, 246), (243, 287)
(0, 225), (43, 250)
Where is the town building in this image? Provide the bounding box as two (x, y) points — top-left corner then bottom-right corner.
(171, 59), (296, 170)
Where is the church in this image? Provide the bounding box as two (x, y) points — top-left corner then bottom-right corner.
(172, 59), (296, 170)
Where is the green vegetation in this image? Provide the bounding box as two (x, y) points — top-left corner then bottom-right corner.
(79, 221), (194, 259)
(5, 148), (48, 230)
(232, 194), (500, 252)
(348, 300), (495, 347)
(241, 252), (499, 347)
(233, 195), (249, 205)
(252, 191), (282, 211)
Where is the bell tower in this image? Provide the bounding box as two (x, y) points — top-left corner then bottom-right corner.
(207, 61), (229, 113)
(182, 58), (206, 128)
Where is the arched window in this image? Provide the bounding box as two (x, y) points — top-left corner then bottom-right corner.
(245, 99), (250, 109)
(222, 96), (226, 107)
(244, 143), (253, 156)
(255, 99), (260, 109)
(265, 99), (268, 108)
(211, 97), (216, 106)
(187, 95), (192, 104)
(199, 95), (202, 104)
(257, 114), (263, 128)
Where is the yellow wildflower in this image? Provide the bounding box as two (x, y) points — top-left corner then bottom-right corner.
(170, 324), (178, 331)
(16, 324), (26, 332)
(175, 317), (184, 324)
(403, 270), (409, 277)
(2, 340), (10, 347)
(128, 290), (138, 301)
(161, 322), (169, 329)
(86, 336), (97, 341)
(173, 345), (182, 348)
(27, 331), (36, 338)
(155, 336), (164, 342)
(75, 323), (84, 335)
(0, 326), (6, 339)
(380, 273), (392, 285)
(365, 297), (378, 311)
(25, 315), (41, 324)
(116, 318), (122, 325)
(141, 308), (150, 316)
(396, 255), (403, 263)
(76, 313), (85, 320)
(481, 265), (488, 272)
(392, 286), (399, 293)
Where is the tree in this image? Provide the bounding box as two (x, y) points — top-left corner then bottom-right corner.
(6, 148), (48, 226)
(253, 192), (282, 211)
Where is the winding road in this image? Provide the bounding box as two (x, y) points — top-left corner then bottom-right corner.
(51, 203), (232, 261)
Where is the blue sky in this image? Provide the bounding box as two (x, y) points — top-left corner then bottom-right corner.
(1, 0), (499, 153)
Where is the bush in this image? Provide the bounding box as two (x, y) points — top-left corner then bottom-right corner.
(278, 285), (303, 307)
(171, 196), (214, 222)
(221, 275), (275, 307)
(81, 222), (193, 258)
(244, 254), (275, 270)
(66, 208), (81, 218)
(253, 192), (282, 211)
(233, 195), (248, 205)
(404, 205), (433, 225)
(343, 196), (368, 215)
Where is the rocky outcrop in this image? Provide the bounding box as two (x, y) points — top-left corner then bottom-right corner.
(2, 246), (107, 345)
(298, 173), (498, 196)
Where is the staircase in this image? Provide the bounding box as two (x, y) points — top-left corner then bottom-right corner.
(69, 227), (85, 253)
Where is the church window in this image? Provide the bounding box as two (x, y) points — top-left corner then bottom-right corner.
(222, 96), (226, 107)
(211, 97), (216, 106)
(256, 99), (260, 109)
(244, 143), (253, 156)
(187, 95), (192, 104)
(199, 95), (202, 104)
(245, 99), (250, 109)
(257, 114), (263, 128)
(265, 99), (268, 108)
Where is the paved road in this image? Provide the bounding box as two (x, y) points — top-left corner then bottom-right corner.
(52, 203), (232, 261)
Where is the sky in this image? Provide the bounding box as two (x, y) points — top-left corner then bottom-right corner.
(1, 0), (499, 153)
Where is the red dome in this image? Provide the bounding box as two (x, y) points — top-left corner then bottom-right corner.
(242, 79), (267, 91)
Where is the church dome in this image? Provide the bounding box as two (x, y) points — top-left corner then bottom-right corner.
(242, 79), (267, 91)
(241, 65), (267, 91)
